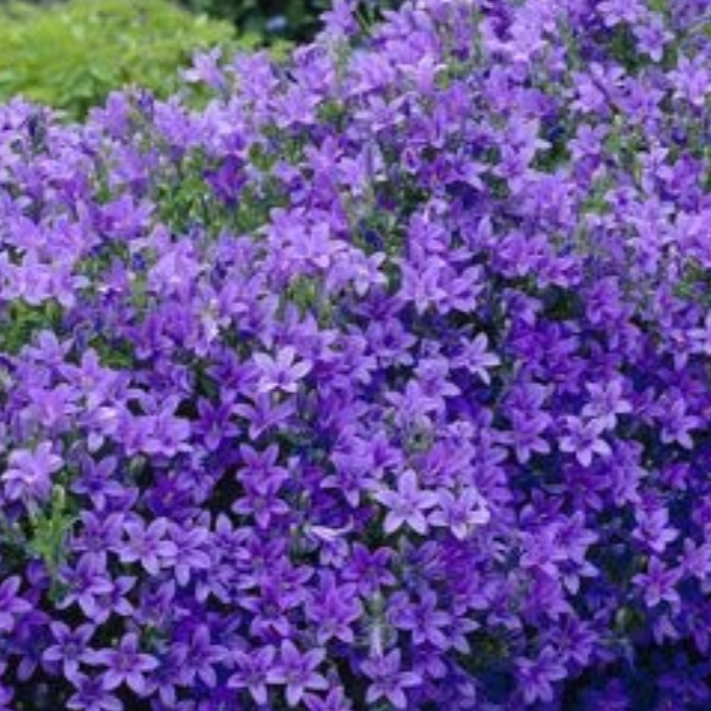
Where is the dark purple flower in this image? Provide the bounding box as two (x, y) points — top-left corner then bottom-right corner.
(267, 641), (328, 706)
(176, 625), (226, 688)
(228, 645), (276, 706)
(0, 577), (31, 632)
(361, 650), (421, 710)
(89, 633), (158, 695)
(305, 686), (353, 711)
(43, 622), (95, 681)
(305, 573), (361, 644)
(58, 557), (113, 621)
(169, 524), (211, 587)
(67, 674), (123, 711)
(516, 646), (567, 704)
(342, 544), (396, 595)
(559, 417), (611, 467)
(389, 590), (451, 649)
(633, 557), (682, 608)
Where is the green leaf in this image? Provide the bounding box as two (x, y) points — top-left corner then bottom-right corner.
(28, 484), (77, 584)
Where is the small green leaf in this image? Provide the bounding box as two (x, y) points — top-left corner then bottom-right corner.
(28, 484), (77, 584)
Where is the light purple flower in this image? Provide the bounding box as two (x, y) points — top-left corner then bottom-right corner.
(375, 470), (439, 535)
(2, 442), (63, 503)
(429, 488), (490, 540)
(118, 518), (177, 575)
(452, 333), (501, 384)
(254, 346), (312, 394)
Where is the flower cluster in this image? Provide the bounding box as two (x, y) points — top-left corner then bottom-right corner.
(2, 0), (711, 709)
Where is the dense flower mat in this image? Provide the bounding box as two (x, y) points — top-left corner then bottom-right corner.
(2, 0), (711, 709)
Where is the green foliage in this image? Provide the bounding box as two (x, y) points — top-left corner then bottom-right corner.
(28, 485), (77, 583)
(0, 300), (63, 355)
(0, 0), (236, 119)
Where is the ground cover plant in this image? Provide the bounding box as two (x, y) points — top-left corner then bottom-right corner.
(2, 0), (711, 709)
(0, 0), (235, 119)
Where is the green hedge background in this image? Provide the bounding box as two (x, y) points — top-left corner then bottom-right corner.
(0, 0), (396, 120)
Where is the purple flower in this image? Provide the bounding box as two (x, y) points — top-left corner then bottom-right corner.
(516, 646), (567, 704)
(234, 393), (296, 440)
(375, 470), (439, 535)
(135, 398), (191, 458)
(267, 641), (328, 707)
(633, 14), (672, 62)
(118, 518), (177, 575)
(176, 625), (225, 688)
(680, 539), (711, 580)
(143, 647), (186, 708)
(633, 506), (678, 554)
(452, 334), (501, 384)
(194, 396), (239, 452)
(670, 56), (711, 108)
(342, 544), (396, 595)
(361, 650), (421, 710)
(58, 557), (113, 621)
(305, 687), (352, 711)
(633, 557), (682, 608)
(389, 591), (451, 649)
(582, 380), (632, 430)
(43, 622), (95, 681)
(184, 47), (224, 90)
(598, 0), (644, 26)
(169, 524), (211, 587)
(67, 674), (123, 711)
(0, 685), (12, 711)
(658, 399), (699, 450)
(559, 417), (611, 467)
(506, 410), (552, 463)
(70, 456), (124, 512)
(429, 487), (490, 540)
(253, 346), (312, 394)
(232, 476), (290, 529)
(0, 577), (31, 632)
(321, 0), (357, 37)
(228, 645), (276, 706)
(305, 573), (361, 644)
(89, 633), (158, 695)
(2, 442), (62, 503)
(93, 576), (135, 625)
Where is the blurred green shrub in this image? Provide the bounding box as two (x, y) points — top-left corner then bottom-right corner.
(0, 0), (236, 119)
